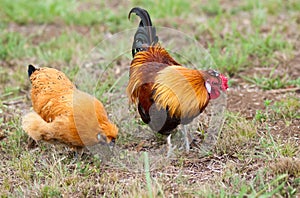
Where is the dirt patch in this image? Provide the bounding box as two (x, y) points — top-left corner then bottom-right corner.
(7, 23), (63, 44)
(287, 51), (300, 79)
(227, 88), (269, 119)
(268, 118), (300, 139)
(7, 23), (92, 45)
(235, 57), (300, 83)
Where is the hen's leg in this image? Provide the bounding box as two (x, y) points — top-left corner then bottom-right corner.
(71, 146), (84, 162)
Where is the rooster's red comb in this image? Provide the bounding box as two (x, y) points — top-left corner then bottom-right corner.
(220, 74), (228, 91)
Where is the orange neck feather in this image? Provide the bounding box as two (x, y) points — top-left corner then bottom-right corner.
(131, 44), (180, 70)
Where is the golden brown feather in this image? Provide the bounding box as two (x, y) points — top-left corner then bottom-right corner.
(22, 65), (118, 147)
(153, 66), (209, 119)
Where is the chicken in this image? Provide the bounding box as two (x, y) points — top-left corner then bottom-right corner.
(127, 7), (228, 152)
(22, 65), (118, 149)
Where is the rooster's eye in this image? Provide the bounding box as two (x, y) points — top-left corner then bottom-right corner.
(208, 69), (219, 77)
(212, 70), (219, 76)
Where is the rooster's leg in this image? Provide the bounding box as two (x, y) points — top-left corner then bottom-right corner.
(167, 134), (176, 158)
(182, 125), (190, 153)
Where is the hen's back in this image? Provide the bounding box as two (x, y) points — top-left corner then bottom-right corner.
(29, 67), (75, 122)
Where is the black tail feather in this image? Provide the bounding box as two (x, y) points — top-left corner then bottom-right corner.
(129, 7), (159, 57)
(28, 64), (37, 77)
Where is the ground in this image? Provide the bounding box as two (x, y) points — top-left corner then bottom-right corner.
(0, 0), (299, 197)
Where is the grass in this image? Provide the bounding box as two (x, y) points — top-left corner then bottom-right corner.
(0, 0), (300, 197)
(207, 24), (293, 75)
(0, 31), (30, 61)
(0, 0), (113, 26)
(216, 112), (257, 155)
(244, 72), (300, 90)
(255, 97), (300, 123)
(133, 0), (191, 18)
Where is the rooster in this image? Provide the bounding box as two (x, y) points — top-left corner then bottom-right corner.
(22, 65), (118, 150)
(126, 7), (228, 152)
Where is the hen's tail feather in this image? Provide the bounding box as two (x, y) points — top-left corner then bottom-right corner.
(22, 111), (53, 141)
(28, 64), (37, 77)
(22, 111), (70, 144)
(129, 7), (159, 57)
